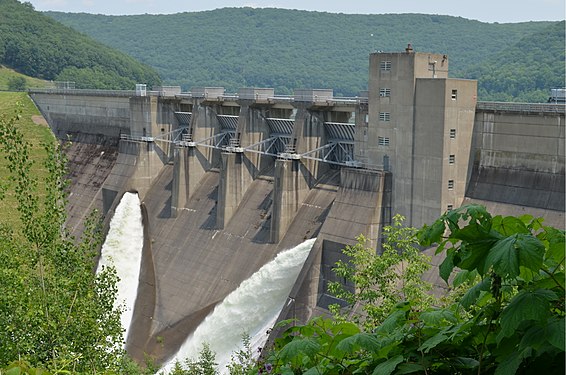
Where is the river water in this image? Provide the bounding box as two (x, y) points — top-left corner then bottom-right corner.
(162, 238), (316, 373)
(96, 192), (144, 343)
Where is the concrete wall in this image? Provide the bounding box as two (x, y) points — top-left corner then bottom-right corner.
(467, 107), (565, 212)
(412, 78), (477, 226)
(30, 92), (130, 141)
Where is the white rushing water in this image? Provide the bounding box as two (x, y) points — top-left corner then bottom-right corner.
(162, 238), (316, 374)
(96, 192), (144, 343)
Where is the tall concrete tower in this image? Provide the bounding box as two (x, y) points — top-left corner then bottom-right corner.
(356, 45), (477, 228)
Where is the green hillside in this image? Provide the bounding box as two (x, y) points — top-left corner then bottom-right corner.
(46, 8), (561, 100)
(0, 65), (51, 91)
(0, 0), (161, 89)
(466, 21), (565, 102)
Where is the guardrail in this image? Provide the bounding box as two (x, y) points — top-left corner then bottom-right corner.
(27, 88), (369, 105)
(29, 88), (138, 97)
(477, 101), (566, 114)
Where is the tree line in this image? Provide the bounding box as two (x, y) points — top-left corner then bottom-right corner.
(47, 8), (563, 102)
(0, 0), (161, 90)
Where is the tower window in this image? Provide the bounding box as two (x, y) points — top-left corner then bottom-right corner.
(449, 154), (455, 164)
(447, 204), (454, 211)
(379, 112), (391, 121)
(451, 89), (458, 100)
(449, 129), (456, 138)
(448, 180), (454, 189)
(379, 88), (391, 97)
(378, 136), (390, 146)
(380, 61), (391, 71)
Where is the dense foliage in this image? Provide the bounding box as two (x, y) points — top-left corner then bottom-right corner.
(466, 21), (566, 103)
(257, 206), (565, 374)
(0, 0), (161, 89)
(46, 8), (562, 101)
(0, 105), (126, 372)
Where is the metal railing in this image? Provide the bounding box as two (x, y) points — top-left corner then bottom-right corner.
(477, 101), (566, 114)
(29, 88), (138, 97)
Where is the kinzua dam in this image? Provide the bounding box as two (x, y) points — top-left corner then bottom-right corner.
(28, 47), (565, 364)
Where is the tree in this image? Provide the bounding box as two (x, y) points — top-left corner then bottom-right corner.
(7, 76), (26, 91)
(329, 214), (436, 331)
(0, 105), (125, 372)
(257, 205), (565, 374)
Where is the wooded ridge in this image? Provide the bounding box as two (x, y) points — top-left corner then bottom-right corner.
(46, 8), (564, 102)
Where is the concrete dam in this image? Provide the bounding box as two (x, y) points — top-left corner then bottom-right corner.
(28, 49), (565, 364)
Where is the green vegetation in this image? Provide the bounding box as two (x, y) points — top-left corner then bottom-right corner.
(0, 0), (161, 89)
(0, 92), (54, 229)
(46, 8), (563, 101)
(0, 65), (51, 91)
(258, 206), (565, 374)
(0, 104), (125, 372)
(466, 21), (566, 103)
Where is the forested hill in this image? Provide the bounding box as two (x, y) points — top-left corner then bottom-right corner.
(0, 0), (161, 89)
(46, 8), (563, 101)
(466, 21), (565, 102)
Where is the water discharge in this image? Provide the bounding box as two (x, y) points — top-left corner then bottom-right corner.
(163, 238), (316, 374)
(97, 192), (144, 343)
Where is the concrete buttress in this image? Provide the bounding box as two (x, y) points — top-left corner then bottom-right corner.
(270, 159), (310, 243)
(217, 152), (255, 228)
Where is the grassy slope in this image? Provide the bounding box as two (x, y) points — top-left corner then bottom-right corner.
(0, 65), (51, 90)
(0, 92), (55, 230)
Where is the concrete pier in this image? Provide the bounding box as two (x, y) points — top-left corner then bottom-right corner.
(270, 159), (311, 243)
(217, 152), (255, 228)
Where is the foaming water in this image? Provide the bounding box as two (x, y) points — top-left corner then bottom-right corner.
(97, 192), (144, 343)
(163, 238), (316, 374)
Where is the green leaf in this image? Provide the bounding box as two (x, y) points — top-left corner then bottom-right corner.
(485, 236), (520, 277)
(547, 317), (565, 351)
(395, 363), (425, 374)
(498, 289), (557, 341)
(457, 239), (496, 275)
(280, 366), (295, 375)
(515, 234), (545, 271)
(532, 272), (565, 290)
(495, 347), (532, 375)
(460, 276), (491, 308)
(336, 333), (381, 353)
(420, 309), (457, 326)
(438, 248), (455, 283)
(492, 215), (529, 236)
(485, 234), (544, 278)
(418, 219), (445, 246)
(303, 366), (321, 375)
(5, 367), (23, 375)
(452, 269), (478, 288)
(547, 240), (566, 265)
(452, 357), (479, 369)
(372, 355), (404, 375)
(278, 338), (322, 362)
(418, 332), (449, 353)
(376, 304), (409, 334)
(330, 321), (360, 336)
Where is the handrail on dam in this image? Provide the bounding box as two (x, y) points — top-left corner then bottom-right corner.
(477, 101), (566, 114)
(28, 88), (369, 106)
(29, 88), (138, 97)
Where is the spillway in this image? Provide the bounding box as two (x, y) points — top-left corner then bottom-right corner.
(96, 192), (144, 343)
(162, 238), (316, 374)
